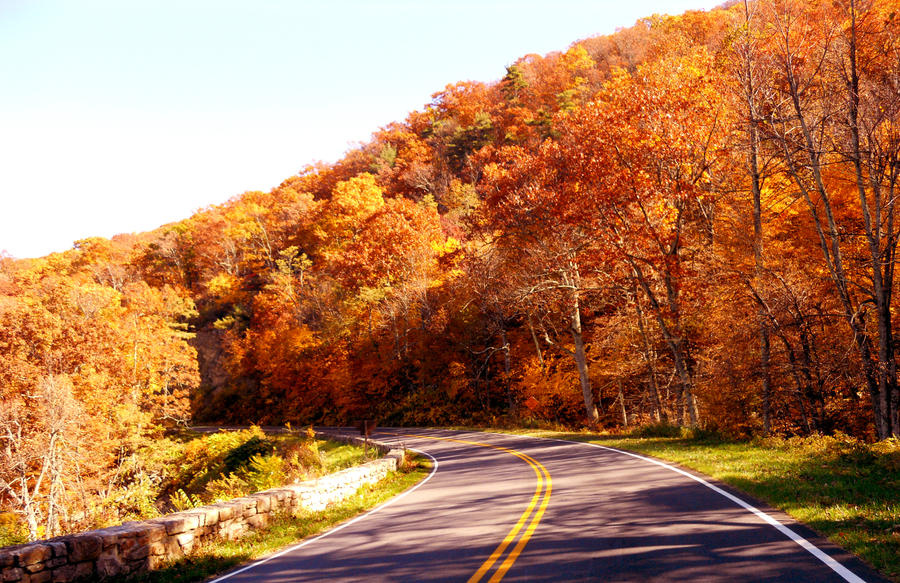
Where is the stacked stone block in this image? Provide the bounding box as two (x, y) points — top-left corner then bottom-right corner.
(0, 438), (404, 582)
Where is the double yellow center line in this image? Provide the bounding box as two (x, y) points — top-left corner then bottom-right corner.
(401, 434), (552, 583)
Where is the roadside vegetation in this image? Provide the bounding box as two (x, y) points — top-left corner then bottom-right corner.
(504, 425), (900, 582)
(161, 426), (375, 513)
(0, 427), (373, 546)
(108, 454), (430, 583)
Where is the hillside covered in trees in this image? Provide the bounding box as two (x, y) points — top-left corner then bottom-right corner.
(2, 0), (900, 539)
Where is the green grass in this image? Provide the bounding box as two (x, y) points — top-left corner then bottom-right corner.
(318, 439), (378, 472)
(493, 426), (900, 582)
(111, 455), (429, 583)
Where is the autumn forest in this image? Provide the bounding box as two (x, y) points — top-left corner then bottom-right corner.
(2, 0), (900, 542)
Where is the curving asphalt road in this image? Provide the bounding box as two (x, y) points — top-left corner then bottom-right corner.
(209, 429), (887, 582)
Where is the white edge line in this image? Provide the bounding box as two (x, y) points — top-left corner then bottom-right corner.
(474, 430), (866, 583)
(208, 447), (439, 583)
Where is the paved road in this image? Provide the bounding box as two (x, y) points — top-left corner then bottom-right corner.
(210, 429), (886, 582)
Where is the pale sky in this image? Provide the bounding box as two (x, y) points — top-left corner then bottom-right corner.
(0, 0), (723, 259)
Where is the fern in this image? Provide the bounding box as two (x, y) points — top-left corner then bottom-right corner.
(243, 454), (286, 492)
(170, 489), (202, 512)
(206, 473), (249, 503)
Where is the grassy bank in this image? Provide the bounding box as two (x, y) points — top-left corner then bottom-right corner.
(162, 427), (379, 513)
(504, 427), (899, 581)
(112, 454), (430, 583)
(0, 427), (374, 547)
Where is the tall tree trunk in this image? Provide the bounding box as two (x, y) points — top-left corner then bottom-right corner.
(571, 291), (599, 424)
(631, 262), (697, 426)
(500, 328), (514, 412)
(632, 277), (666, 422)
(526, 313), (545, 372)
(742, 0), (773, 436)
(759, 327), (772, 434)
(845, 0), (899, 437)
(630, 259), (699, 426)
(745, 276), (821, 433)
(617, 379), (629, 428)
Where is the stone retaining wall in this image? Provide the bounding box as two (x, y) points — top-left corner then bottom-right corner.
(0, 435), (404, 583)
